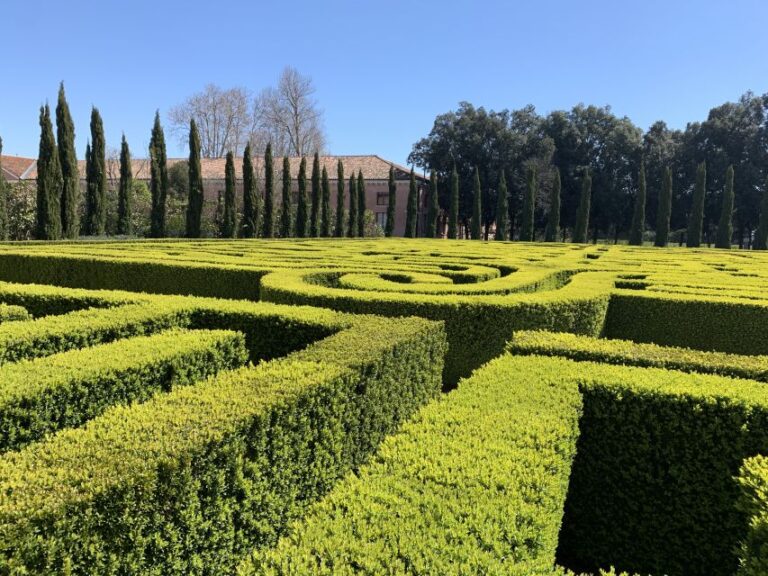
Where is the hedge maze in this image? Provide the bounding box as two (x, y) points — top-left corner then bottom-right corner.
(0, 239), (765, 575)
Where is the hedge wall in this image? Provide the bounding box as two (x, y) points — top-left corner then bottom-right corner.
(0, 303), (29, 323)
(737, 455), (768, 576)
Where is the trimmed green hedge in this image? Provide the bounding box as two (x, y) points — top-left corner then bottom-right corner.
(0, 315), (446, 575)
(508, 330), (768, 381)
(737, 455), (768, 576)
(0, 303), (29, 323)
(241, 353), (582, 575)
(0, 329), (247, 452)
(0, 279), (142, 316)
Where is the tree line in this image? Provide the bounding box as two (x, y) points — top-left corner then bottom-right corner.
(410, 95), (768, 248)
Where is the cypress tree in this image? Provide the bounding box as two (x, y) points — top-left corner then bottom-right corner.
(310, 152), (320, 236)
(427, 170), (439, 238)
(335, 160), (345, 237)
(545, 168), (561, 242)
(494, 170), (508, 240)
(320, 166), (331, 237)
(448, 163), (459, 239)
(471, 166), (482, 240)
(296, 157), (308, 237)
(687, 161), (707, 248)
(36, 104), (62, 240)
(405, 168), (418, 238)
(221, 151), (237, 238)
(715, 165), (735, 249)
(241, 142), (258, 238)
(347, 174), (358, 237)
(0, 138), (8, 240)
(520, 165), (536, 241)
(755, 175), (768, 250)
(56, 83), (79, 239)
(573, 169), (592, 243)
(385, 165), (396, 237)
(655, 166), (672, 247)
(85, 107), (106, 236)
(262, 143), (274, 237)
(117, 135), (132, 235)
(629, 161), (647, 246)
(357, 170), (366, 237)
(149, 111), (168, 238)
(185, 119), (203, 238)
(279, 156), (292, 237)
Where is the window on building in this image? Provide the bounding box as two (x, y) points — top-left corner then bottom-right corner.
(376, 212), (387, 229)
(376, 192), (388, 206)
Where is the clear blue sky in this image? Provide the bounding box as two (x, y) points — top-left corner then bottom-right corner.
(2, 0), (767, 165)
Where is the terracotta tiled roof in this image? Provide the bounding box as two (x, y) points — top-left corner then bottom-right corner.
(0, 156), (37, 181)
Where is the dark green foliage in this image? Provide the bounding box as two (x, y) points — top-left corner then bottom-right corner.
(241, 143), (259, 238)
(296, 157), (308, 238)
(357, 170), (366, 237)
(471, 167), (482, 240)
(385, 165), (396, 237)
(0, 138), (8, 241)
(320, 166), (331, 237)
(117, 135), (132, 235)
(494, 170), (508, 240)
(56, 83), (79, 239)
(84, 108), (106, 236)
(36, 104), (62, 240)
(262, 143), (274, 238)
(427, 171), (439, 238)
(716, 165), (735, 249)
(334, 160), (345, 237)
(405, 169), (418, 238)
(310, 153), (320, 237)
(737, 456), (768, 576)
(573, 169), (592, 243)
(520, 165), (536, 241)
(687, 161), (706, 248)
(756, 176), (768, 250)
(628, 162), (646, 246)
(347, 174), (358, 237)
(221, 151), (237, 238)
(149, 111), (168, 238)
(654, 166), (672, 247)
(279, 156), (292, 238)
(545, 168), (561, 242)
(185, 119), (204, 238)
(448, 163), (459, 239)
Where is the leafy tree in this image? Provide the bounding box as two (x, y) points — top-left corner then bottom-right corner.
(347, 174), (358, 237)
(262, 143), (274, 237)
(494, 170), (508, 240)
(755, 176), (768, 250)
(0, 138), (8, 240)
(320, 166), (331, 237)
(715, 165), (735, 249)
(385, 165), (396, 237)
(221, 151), (237, 238)
(573, 169), (592, 243)
(545, 168), (561, 242)
(149, 111), (168, 238)
(655, 166), (672, 247)
(687, 161), (706, 248)
(520, 165), (536, 241)
(310, 152), (320, 236)
(117, 135), (133, 235)
(296, 157), (309, 237)
(427, 171), (439, 238)
(56, 83), (79, 238)
(405, 169), (418, 238)
(36, 105), (62, 240)
(279, 156), (292, 237)
(629, 161), (647, 246)
(357, 170), (366, 237)
(85, 107), (107, 236)
(335, 160), (345, 237)
(241, 142), (258, 238)
(185, 119), (204, 237)
(448, 163), (459, 239)
(471, 166), (482, 240)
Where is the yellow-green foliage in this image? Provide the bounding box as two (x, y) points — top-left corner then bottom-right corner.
(242, 353), (582, 576)
(0, 329), (248, 451)
(0, 303), (29, 323)
(737, 455), (768, 576)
